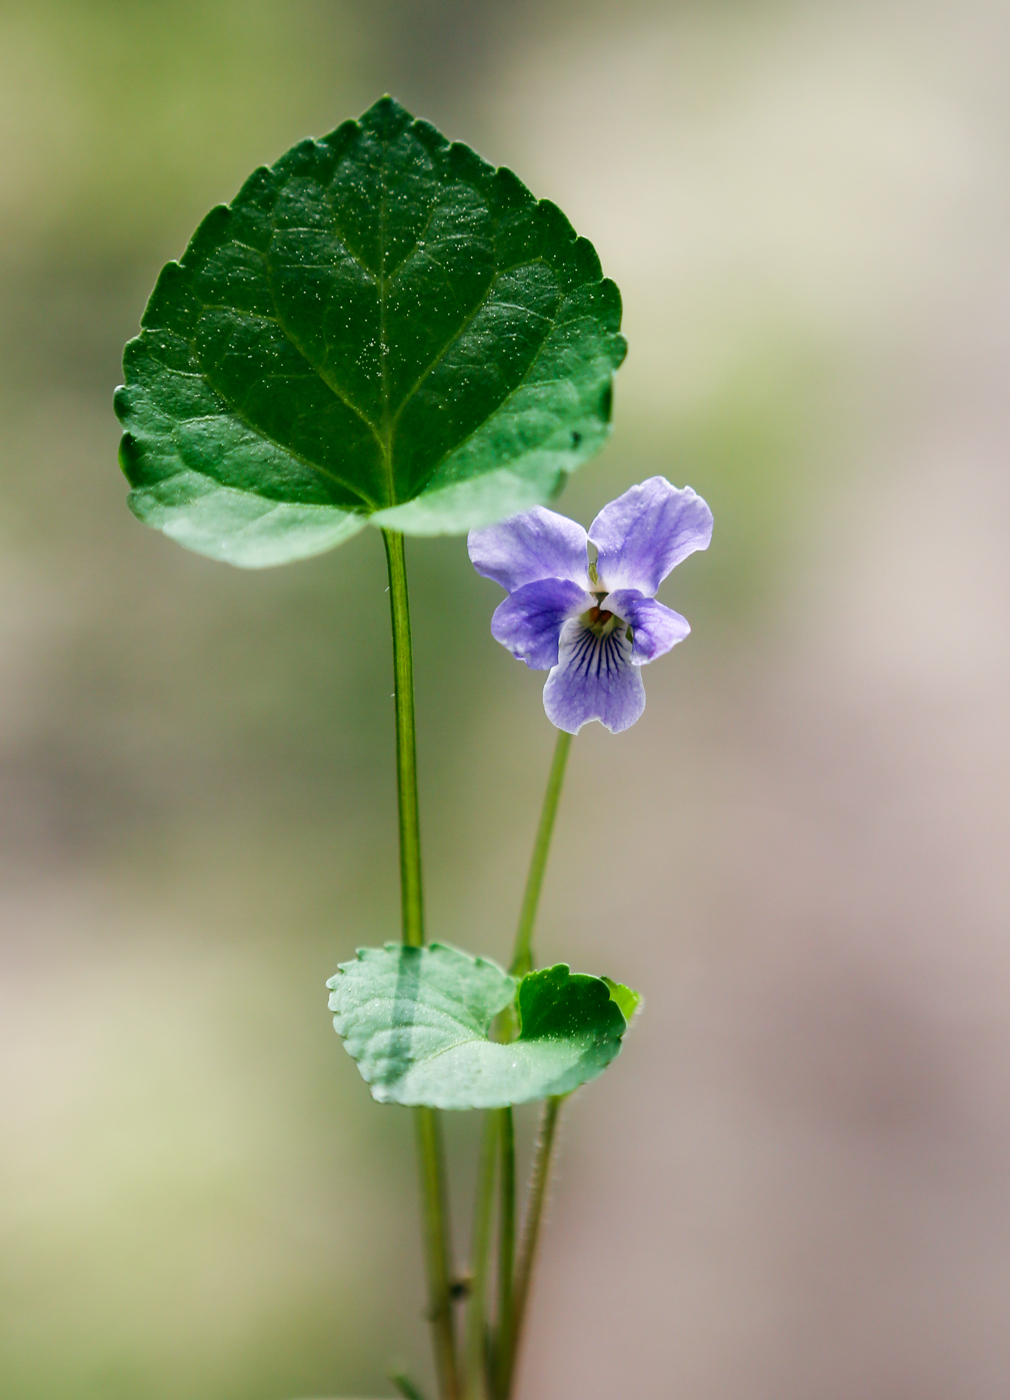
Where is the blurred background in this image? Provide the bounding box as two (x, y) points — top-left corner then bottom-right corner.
(1, 0), (1009, 1396)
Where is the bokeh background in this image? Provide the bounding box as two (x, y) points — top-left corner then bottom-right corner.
(2, 0), (1009, 1396)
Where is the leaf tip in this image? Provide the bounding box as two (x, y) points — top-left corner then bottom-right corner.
(602, 976), (642, 1028)
(359, 93), (414, 138)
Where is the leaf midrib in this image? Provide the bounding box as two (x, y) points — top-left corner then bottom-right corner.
(377, 126), (394, 505)
(175, 120), (598, 512)
(240, 121), (563, 506)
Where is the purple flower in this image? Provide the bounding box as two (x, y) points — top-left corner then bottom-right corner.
(468, 477), (713, 734)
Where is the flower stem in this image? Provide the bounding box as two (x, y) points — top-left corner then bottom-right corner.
(491, 727), (573, 1397)
(493, 1106), (516, 1400)
(382, 528), (459, 1400)
(509, 729), (573, 977)
(463, 1113), (498, 1400)
(502, 1095), (563, 1398)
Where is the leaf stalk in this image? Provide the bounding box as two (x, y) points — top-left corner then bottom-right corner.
(383, 528), (459, 1400)
(383, 529), (425, 949)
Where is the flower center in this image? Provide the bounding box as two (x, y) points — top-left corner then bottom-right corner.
(582, 598), (622, 637)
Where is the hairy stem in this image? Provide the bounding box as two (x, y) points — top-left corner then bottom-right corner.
(510, 729), (573, 976)
(415, 1106), (459, 1400)
(493, 1107), (516, 1400)
(503, 1096), (563, 1398)
(492, 728), (574, 1396)
(383, 528), (459, 1400)
(463, 1113), (499, 1400)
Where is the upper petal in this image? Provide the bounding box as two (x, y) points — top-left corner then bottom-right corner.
(468, 507), (590, 593)
(606, 589), (691, 665)
(543, 617), (646, 734)
(491, 578), (592, 671)
(589, 477), (713, 596)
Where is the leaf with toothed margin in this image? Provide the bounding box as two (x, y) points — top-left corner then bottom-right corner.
(114, 95), (626, 568)
(326, 943), (634, 1109)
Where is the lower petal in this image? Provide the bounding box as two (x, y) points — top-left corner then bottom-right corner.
(543, 618), (646, 734)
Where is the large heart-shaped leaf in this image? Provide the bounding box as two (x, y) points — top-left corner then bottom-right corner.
(115, 96), (626, 568)
(327, 943), (635, 1109)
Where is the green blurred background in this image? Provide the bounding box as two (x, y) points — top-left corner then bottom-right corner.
(2, 1), (1009, 1396)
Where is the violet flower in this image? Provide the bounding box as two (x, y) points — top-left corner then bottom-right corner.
(468, 477), (713, 734)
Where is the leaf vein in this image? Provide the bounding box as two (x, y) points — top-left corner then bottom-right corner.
(387, 257), (554, 438)
(172, 405), (377, 509)
(193, 301), (383, 442)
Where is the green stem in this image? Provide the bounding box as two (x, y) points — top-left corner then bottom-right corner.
(509, 729), (573, 976)
(493, 1107), (515, 1400)
(415, 1106), (459, 1400)
(494, 728), (573, 1397)
(502, 1096), (563, 1399)
(383, 529), (424, 949)
(382, 529), (459, 1400)
(463, 1113), (499, 1400)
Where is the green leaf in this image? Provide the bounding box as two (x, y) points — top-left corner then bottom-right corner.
(327, 943), (630, 1109)
(602, 976), (642, 1027)
(390, 1374), (429, 1400)
(115, 95), (626, 568)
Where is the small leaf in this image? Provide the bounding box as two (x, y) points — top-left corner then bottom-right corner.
(390, 1374), (429, 1400)
(327, 943), (630, 1109)
(116, 95), (626, 568)
(602, 976), (642, 1027)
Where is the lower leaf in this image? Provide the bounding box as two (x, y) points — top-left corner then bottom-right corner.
(327, 943), (635, 1109)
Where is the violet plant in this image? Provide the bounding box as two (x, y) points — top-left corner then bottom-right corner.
(114, 96), (711, 1400)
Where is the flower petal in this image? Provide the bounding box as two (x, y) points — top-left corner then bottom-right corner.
(605, 589), (691, 665)
(491, 579), (592, 671)
(589, 477), (713, 595)
(468, 507), (590, 593)
(543, 617), (646, 734)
